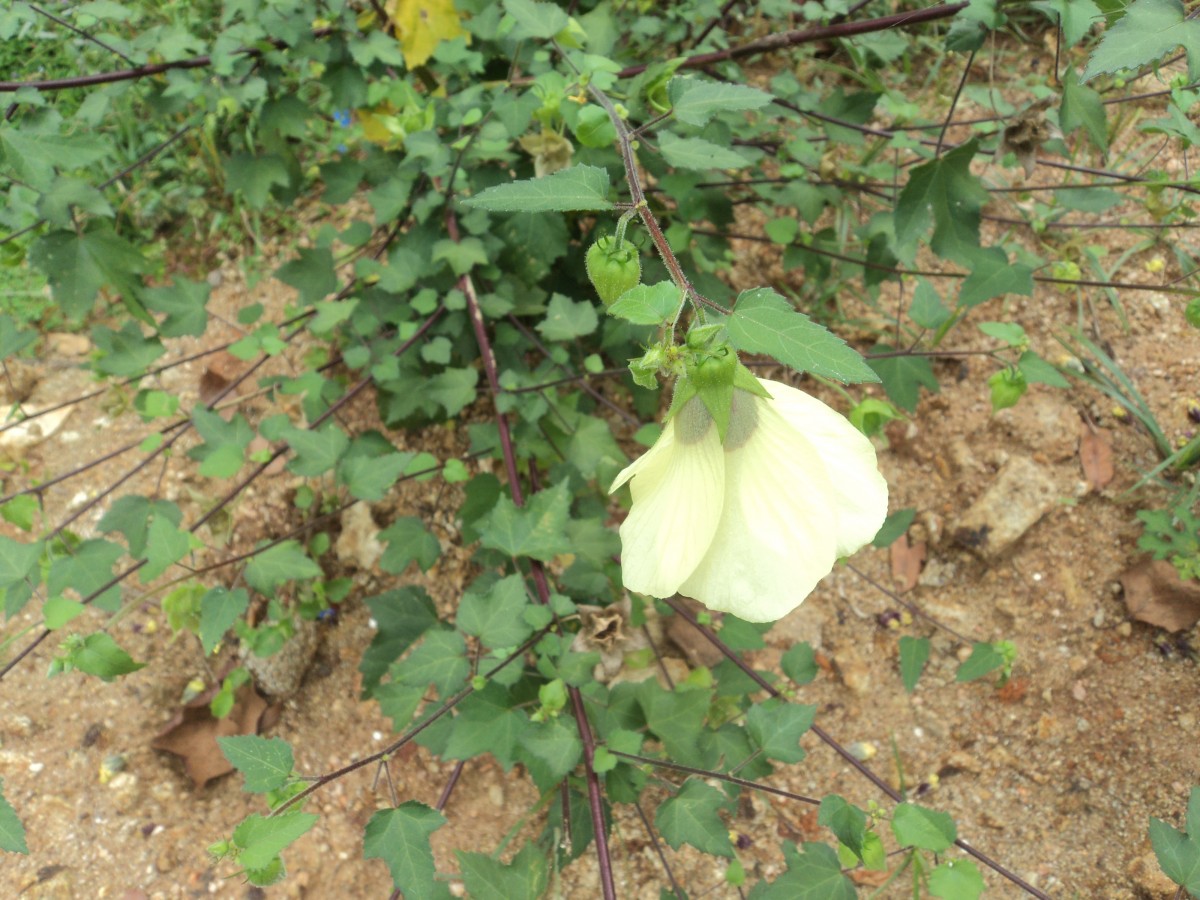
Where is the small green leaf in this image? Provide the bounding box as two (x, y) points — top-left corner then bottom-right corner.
(363, 803), (446, 897)
(1018, 351), (1070, 388)
(746, 700), (815, 763)
(505, 0), (568, 39)
(656, 780), (734, 857)
(232, 812), (318, 870)
(457, 574), (533, 648)
(669, 77), (773, 127)
(958, 248), (1033, 308)
(899, 635), (930, 693)
(607, 281), (680, 325)
(91, 322), (165, 377)
(866, 345), (940, 412)
(727, 288), (878, 383)
(188, 407), (254, 479)
(458, 843), (549, 899)
(199, 587), (250, 654)
(98, 497), (182, 558)
(282, 422), (349, 477)
(759, 842), (856, 899)
(988, 368), (1027, 412)
(537, 294), (598, 341)
(928, 858), (986, 899)
(243, 541), (322, 593)
(891, 802), (957, 852)
(70, 633), (145, 682)
(141, 515), (192, 582)
(29, 225), (147, 320)
(873, 508), (916, 548)
(658, 133), (749, 170)
(379, 517), (441, 574)
(1060, 68), (1107, 151)
(143, 278), (210, 337)
(781, 642), (818, 685)
(0, 536), (41, 617)
(359, 587), (441, 694)
(894, 140), (987, 264)
(43, 595), (86, 630)
(462, 166), (613, 213)
(0, 780), (29, 854)
(0, 496), (37, 533)
(218, 735), (294, 792)
(337, 451), (414, 502)
(819, 795), (868, 858)
(956, 641), (1008, 682)
(397, 630), (469, 697)
(275, 247), (338, 306)
(1082, 0), (1200, 82)
(518, 718), (584, 788)
(481, 480), (573, 561)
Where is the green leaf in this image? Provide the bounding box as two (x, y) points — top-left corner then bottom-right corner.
(46, 539), (122, 612)
(1060, 68), (1107, 151)
(1018, 351), (1071, 389)
(243, 541), (322, 593)
(224, 153), (290, 209)
(899, 635), (931, 693)
(98, 496), (182, 557)
(442, 684), (530, 770)
(1082, 0), (1200, 81)
(457, 574), (534, 648)
(956, 641), (1007, 682)
(30, 225), (147, 320)
(669, 77), (773, 127)
(894, 140), (988, 264)
(873, 508), (916, 548)
(909, 278), (952, 331)
(379, 517), (441, 574)
(988, 367), (1027, 412)
(518, 718), (584, 787)
(0, 315), (37, 361)
(363, 803), (446, 896)
(891, 802), (957, 852)
(275, 248), (338, 306)
(781, 642), (818, 685)
(140, 515), (192, 582)
(43, 595), (85, 630)
(91, 322), (164, 377)
(746, 700), (815, 763)
(188, 407), (254, 479)
(607, 281), (680, 325)
(1034, 0), (1101, 46)
(537, 294), (599, 341)
(142, 278), (210, 337)
(282, 422), (349, 477)
(458, 843), (549, 899)
(0, 495), (36, 533)
(0, 535), (41, 617)
(360, 587), (441, 694)
(0, 780), (29, 854)
(656, 780), (734, 857)
(462, 166), (614, 213)
(727, 288), (878, 383)
(1150, 818), (1200, 894)
(397, 630), (469, 697)
(958, 248), (1033, 308)
(70, 633), (145, 682)
(505, 0), (568, 39)
(639, 680), (711, 763)
(232, 812), (318, 870)
(199, 587), (250, 654)
(218, 735), (294, 792)
(480, 480), (573, 561)
(658, 133), (749, 170)
(818, 795), (868, 858)
(929, 859), (986, 899)
(758, 842), (856, 899)
(429, 367), (479, 417)
(0, 126), (111, 189)
(866, 345), (940, 412)
(337, 451), (414, 502)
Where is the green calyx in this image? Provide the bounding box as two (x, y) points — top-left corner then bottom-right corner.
(585, 234), (642, 306)
(670, 338), (770, 443)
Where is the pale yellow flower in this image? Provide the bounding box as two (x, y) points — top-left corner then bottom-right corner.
(611, 378), (888, 622)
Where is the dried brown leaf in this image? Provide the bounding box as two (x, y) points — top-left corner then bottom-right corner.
(151, 684), (274, 788)
(890, 534), (926, 593)
(1079, 423), (1114, 490)
(1120, 558), (1200, 632)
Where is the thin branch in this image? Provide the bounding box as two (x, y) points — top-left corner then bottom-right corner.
(29, 3), (137, 65)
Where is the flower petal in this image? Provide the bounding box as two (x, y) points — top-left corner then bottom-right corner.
(610, 400), (725, 599)
(679, 393), (841, 622)
(757, 378), (888, 556)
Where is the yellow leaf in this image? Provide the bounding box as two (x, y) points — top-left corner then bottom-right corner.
(385, 0), (468, 69)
